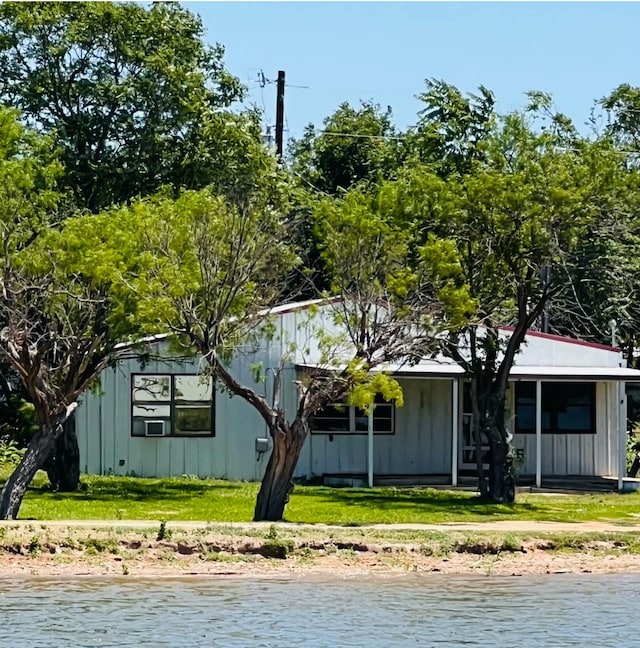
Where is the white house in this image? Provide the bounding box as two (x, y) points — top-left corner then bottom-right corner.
(75, 299), (640, 490)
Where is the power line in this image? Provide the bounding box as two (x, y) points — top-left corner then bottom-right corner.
(311, 129), (406, 141)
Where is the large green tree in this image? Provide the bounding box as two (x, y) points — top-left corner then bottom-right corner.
(289, 101), (404, 196)
(0, 108), (160, 516)
(0, 1), (260, 211)
(546, 84), (640, 361)
(380, 104), (619, 501)
(136, 182), (448, 521)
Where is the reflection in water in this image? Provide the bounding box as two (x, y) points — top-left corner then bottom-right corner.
(0, 574), (636, 647)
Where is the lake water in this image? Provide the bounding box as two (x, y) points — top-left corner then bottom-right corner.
(0, 574), (637, 647)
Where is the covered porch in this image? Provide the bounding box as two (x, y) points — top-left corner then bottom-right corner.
(300, 360), (640, 492)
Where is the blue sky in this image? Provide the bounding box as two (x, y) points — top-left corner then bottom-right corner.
(185, 2), (640, 144)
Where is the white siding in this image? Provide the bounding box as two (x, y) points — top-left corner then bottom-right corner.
(296, 378), (453, 478)
(511, 381), (617, 477)
(76, 343), (276, 481)
(76, 303), (626, 483)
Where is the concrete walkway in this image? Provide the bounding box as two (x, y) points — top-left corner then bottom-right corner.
(2, 519), (639, 534)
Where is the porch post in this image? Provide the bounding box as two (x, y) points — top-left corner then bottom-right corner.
(367, 404), (374, 488)
(605, 382), (612, 478)
(618, 381), (626, 492)
(535, 379), (542, 488)
(451, 379), (459, 487)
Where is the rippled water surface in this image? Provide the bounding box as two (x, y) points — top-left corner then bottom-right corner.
(0, 574), (638, 647)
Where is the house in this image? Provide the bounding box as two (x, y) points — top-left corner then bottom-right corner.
(75, 299), (640, 490)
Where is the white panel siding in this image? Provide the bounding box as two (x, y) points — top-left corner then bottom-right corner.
(75, 306), (627, 484)
(76, 340), (275, 481)
(514, 381), (614, 477)
(301, 378), (452, 478)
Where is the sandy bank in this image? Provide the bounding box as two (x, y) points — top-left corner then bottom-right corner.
(1, 521), (640, 578)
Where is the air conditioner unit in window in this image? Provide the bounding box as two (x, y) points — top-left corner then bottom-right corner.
(144, 420), (167, 437)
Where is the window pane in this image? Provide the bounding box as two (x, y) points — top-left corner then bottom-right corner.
(132, 404), (171, 418)
(175, 375), (212, 402)
(311, 405), (349, 432)
(354, 413), (369, 432)
(175, 406), (212, 435)
(312, 400), (394, 434)
(515, 381), (595, 434)
(133, 375), (171, 402)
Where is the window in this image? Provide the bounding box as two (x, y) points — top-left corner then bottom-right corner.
(311, 394), (395, 435)
(514, 382), (595, 435)
(131, 374), (214, 437)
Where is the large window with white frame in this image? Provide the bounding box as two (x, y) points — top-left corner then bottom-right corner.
(310, 394), (395, 435)
(131, 374), (214, 437)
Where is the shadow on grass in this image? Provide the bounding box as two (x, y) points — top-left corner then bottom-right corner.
(290, 486), (544, 522)
(18, 476), (257, 503)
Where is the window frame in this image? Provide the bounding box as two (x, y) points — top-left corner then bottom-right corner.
(514, 381), (596, 435)
(131, 373), (215, 438)
(310, 395), (396, 436)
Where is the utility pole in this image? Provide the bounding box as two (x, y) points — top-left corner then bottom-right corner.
(275, 70), (285, 161)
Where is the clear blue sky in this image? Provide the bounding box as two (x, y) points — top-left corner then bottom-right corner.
(185, 2), (640, 144)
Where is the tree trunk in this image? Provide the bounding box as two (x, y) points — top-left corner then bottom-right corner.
(254, 419), (307, 522)
(43, 414), (80, 492)
(487, 434), (515, 503)
(476, 382), (515, 504)
(0, 423), (60, 519)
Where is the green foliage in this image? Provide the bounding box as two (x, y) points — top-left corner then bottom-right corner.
(289, 101), (404, 195)
(0, 1), (257, 211)
(411, 78), (496, 177)
(0, 439), (24, 469)
(261, 538), (294, 559)
(0, 106), (62, 251)
(315, 190), (414, 303)
(266, 523), (278, 540)
(349, 374), (404, 410)
(157, 520), (171, 542)
(137, 186), (299, 362)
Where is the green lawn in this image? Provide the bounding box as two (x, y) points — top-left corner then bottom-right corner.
(6, 471), (640, 525)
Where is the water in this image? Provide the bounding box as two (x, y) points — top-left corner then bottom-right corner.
(0, 574), (637, 647)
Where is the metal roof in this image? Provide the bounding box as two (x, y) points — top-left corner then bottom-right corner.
(297, 362), (640, 382)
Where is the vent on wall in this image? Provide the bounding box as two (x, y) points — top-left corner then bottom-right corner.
(144, 420), (167, 437)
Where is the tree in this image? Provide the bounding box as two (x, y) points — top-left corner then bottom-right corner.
(0, 1), (278, 490)
(601, 84), (640, 155)
(0, 1), (258, 211)
(547, 145), (640, 360)
(287, 102), (405, 296)
(546, 84), (640, 361)
(0, 179), (159, 518)
(289, 101), (404, 196)
(139, 183), (448, 521)
(410, 78), (497, 177)
(383, 107), (613, 502)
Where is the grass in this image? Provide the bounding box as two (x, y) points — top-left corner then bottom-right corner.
(4, 469), (640, 525)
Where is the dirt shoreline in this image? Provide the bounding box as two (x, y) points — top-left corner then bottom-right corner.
(2, 521), (640, 578)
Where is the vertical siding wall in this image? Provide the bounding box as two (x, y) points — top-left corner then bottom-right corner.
(295, 378), (453, 478)
(76, 342), (280, 481)
(510, 381), (618, 477)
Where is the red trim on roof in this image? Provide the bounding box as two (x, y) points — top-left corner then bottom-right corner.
(499, 326), (620, 353)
